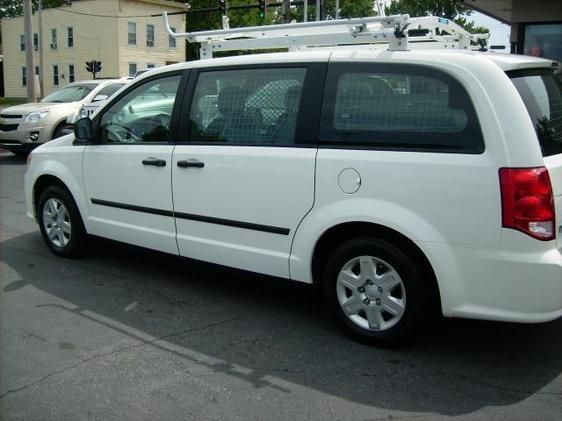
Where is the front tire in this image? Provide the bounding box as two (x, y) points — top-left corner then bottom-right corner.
(323, 237), (428, 345)
(52, 123), (73, 139)
(37, 185), (87, 257)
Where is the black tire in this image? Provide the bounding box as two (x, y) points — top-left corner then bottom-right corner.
(11, 150), (30, 158)
(52, 123), (73, 139)
(37, 185), (87, 258)
(322, 237), (428, 345)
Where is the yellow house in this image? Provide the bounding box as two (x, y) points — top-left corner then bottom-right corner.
(1, 0), (186, 98)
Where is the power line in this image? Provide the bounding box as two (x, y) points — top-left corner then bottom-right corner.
(51, 7), (185, 19)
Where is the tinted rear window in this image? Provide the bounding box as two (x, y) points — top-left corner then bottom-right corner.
(508, 69), (562, 157)
(320, 64), (484, 154)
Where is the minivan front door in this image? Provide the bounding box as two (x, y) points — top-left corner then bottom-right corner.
(172, 64), (325, 277)
(83, 73), (184, 254)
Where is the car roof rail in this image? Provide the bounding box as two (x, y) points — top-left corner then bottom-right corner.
(163, 12), (490, 60)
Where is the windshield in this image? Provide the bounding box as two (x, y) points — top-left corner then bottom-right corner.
(41, 84), (98, 103)
(509, 69), (562, 157)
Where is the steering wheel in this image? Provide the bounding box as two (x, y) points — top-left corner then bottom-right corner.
(150, 112), (172, 128)
(107, 123), (142, 143)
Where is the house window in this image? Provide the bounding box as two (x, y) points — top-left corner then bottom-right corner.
(69, 64), (75, 83)
(147, 63), (155, 68)
(128, 63), (137, 77)
(53, 65), (59, 86)
(51, 28), (57, 48)
(35, 66), (40, 75)
(146, 24), (155, 47)
(67, 27), (74, 47)
(20, 35), (25, 51)
(169, 27), (176, 48)
(33, 33), (38, 50)
(128, 22), (136, 45)
(22, 67), (27, 86)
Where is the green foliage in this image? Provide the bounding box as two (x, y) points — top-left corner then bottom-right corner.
(385, 0), (489, 33)
(185, 0), (379, 59)
(1, 0), (64, 19)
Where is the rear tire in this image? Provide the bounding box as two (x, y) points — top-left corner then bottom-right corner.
(322, 237), (428, 345)
(37, 185), (87, 258)
(52, 123), (73, 139)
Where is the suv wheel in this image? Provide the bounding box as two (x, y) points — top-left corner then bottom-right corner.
(38, 185), (87, 257)
(323, 237), (427, 345)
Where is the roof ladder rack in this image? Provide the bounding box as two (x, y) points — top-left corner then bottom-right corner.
(163, 12), (489, 60)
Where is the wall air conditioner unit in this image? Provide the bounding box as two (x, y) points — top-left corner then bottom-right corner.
(50, 43), (57, 49)
(147, 40), (154, 47)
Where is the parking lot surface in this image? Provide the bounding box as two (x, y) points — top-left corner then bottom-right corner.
(0, 152), (561, 420)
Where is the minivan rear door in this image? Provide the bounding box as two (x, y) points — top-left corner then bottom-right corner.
(509, 69), (562, 247)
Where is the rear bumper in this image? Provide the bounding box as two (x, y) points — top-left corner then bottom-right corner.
(424, 231), (562, 323)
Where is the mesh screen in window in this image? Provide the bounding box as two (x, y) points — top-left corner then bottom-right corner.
(189, 68), (306, 144)
(325, 70), (484, 153)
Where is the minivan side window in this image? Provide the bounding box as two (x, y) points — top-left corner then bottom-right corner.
(320, 64), (484, 153)
(187, 67), (306, 144)
(98, 75), (181, 144)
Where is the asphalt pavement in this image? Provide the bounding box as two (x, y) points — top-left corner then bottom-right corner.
(0, 152), (561, 420)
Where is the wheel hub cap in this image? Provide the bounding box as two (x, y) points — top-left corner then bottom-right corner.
(42, 198), (71, 248)
(336, 255), (406, 332)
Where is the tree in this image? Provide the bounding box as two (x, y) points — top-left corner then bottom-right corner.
(385, 0), (489, 33)
(1, 0), (65, 19)
(184, 0), (380, 60)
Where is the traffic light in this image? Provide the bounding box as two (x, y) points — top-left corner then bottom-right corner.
(85, 60), (102, 79)
(218, 0), (227, 15)
(258, 0), (266, 18)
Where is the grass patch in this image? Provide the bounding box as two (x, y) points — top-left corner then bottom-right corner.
(0, 97), (28, 106)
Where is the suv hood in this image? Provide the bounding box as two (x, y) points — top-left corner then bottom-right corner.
(2, 102), (78, 115)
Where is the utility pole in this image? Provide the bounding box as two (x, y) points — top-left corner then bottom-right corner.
(303, 0), (307, 22)
(38, 0), (44, 98)
(315, 0), (320, 21)
(23, 0), (37, 102)
(335, 0), (339, 19)
(282, 0), (291, 23)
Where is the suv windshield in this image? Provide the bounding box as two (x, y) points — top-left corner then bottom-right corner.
(41, 83), (98, 103)
(509, 69), (562, 157)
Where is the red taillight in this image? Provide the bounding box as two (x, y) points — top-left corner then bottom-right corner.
(499, 167), (555, 241)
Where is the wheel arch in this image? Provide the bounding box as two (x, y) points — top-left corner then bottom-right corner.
(310, 221), (442, 314)
(33, 174), (72, 218)
(50, 118), (73, 140)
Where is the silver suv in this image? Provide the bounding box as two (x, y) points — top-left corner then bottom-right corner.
(0, 79), (126, 157)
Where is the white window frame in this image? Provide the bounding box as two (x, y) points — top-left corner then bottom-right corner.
(169, 27), (176, 49)
(146, 24), (155, 47)
(128, 22), (137, 45)
(67, 26), (74, 48)
(51, 28), (57, 48)
(53, 65), (59, 86)
(128, 63), (138, 77)
(69, 64), (75, 83)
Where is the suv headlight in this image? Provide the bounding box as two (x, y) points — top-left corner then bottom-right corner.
(24, 111), (49, 122)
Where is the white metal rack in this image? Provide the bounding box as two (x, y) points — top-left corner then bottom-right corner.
(163, 12), (489, 60)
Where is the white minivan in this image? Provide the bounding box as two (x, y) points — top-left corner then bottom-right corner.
(24, 48), (562, 344)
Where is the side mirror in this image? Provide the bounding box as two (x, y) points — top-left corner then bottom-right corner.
(92, 94), (109, 102)
(74, 117), (93, 142)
